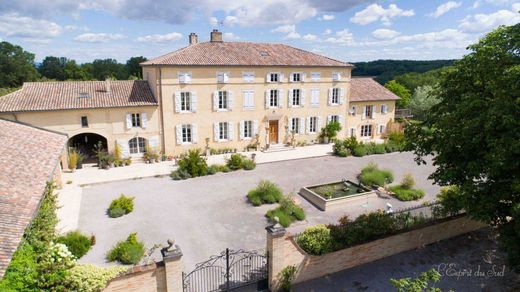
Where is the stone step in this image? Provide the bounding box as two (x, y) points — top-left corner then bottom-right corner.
(263, 144), (295, 153)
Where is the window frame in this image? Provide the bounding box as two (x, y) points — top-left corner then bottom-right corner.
(269, 89), (278, 107)
(310, 72), (321, 81)
(291, 117), (300, 134)
(180, 92), (191, 112)
(331, 88), (340, 104)
(131, 113), (141, 128)
(129, 137), (146, 154)
(330, 115), (339, 124)
(309, 116), (317, 133)
(81, 116), (88, 128)
(219, 122), (229, 140)
(218, 91), (228, 110)
(365, 105), (373, 119)
(178, 72), (192, 84)
(269, 73), (280, 83)
(243, 120), (253, 139)
(242, 72), (255, 83)
(292, 89), (301, 106)
(291, 72), (302, 82)
(361, 125), (373, 137)
(181, 124), (192, 143)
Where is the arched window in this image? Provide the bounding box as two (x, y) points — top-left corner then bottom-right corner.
(129, 137), (147, 154)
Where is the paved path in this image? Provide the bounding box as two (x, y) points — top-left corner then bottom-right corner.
(76, 152), (439, 271)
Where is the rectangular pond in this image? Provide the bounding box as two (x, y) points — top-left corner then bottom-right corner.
(299, 180), (377, 211)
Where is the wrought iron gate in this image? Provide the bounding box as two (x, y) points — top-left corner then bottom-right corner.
(183, 248), (268, 292)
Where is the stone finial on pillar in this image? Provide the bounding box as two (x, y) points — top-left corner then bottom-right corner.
(162, 239), (183, 292)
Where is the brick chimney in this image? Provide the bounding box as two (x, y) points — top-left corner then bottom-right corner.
(210, 29), (223, 42)
(189, 33), (198, 45)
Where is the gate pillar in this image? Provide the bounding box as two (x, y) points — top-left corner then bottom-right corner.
(266, 224), (286, 291)
(162, 243), (183, 292)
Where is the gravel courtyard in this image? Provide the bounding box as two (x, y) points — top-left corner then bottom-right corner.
(77, 152), (440, 270)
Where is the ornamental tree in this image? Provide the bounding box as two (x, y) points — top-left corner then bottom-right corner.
(385, 80), (411, 108)
(406, 24), (520, 271)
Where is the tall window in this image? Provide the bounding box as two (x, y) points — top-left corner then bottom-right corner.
(361, 125), (372, 137)
(131, 113), (141, 127)
(182, 124), (192, 143)
(81, 116), (88, 128)
(180, 92), (191, 112)
(129, 137), (146, 154)
(292, 89), (301, 106)
(365, 105), (373, 119)
(218, 91), (228, 110)
(243, 121), (253, 139)
(243, 90), (254, 110)
(269, 73), (279, 82)
(330, 115), (339, 124)
(291, 118), (300, 134)
(331, 88), (339, 104)
(270, 90), (278, 107)
(309, 117), (317, 133)
(380, 104), (388, 114)
(219, 122), (229, 140)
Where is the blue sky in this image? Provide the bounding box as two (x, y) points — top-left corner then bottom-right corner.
(0, 0), (518, 63)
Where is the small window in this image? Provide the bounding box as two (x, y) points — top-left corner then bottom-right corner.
(350, 128), (356, 137)
(331, 88), (340, 104)
(243, 72), (255, 82)
(292, 89), (301, 106)
(179, 72), (192, 84)
(330, 115), (339, 124)
(131, 113), (141, 127)
(180, 92), (191, 111)
(311, 72), (321, 81)
(378, 124), (385, 135)
(361, 125), (373, 137)
(219, 122), (229, 140)
(309, 117), (318, 133)
(269, 90), (278, 107)
(81, 116), (88, 128)
(243, 121), (253, 139)
(182, 124), (192, 143)
(218, 91), (228, 110)
(332, 72), (341, 81)
(291, 73), (301, 82)
(381, 104), (388, 114)
(365, 105), (373, 119)
(269, 73), (279, 83)
(217, 72), (229, 83)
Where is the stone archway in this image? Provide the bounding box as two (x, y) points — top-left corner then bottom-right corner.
(68, 133), (108, 162)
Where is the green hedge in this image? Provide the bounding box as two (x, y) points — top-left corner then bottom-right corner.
(171, 151), (254, 180)
(333, 133), (407, 158)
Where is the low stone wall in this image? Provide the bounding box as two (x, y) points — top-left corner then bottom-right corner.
(267, 216), (486, 289)
(104, 263), (166, 292)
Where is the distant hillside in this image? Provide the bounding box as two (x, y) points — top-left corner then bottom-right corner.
(352, 60), (456, 84)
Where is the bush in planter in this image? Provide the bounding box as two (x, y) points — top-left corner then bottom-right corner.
(296, 225), (332, 255)
(106, 233), (145, 265)
(67, 264), (127, 292)
(359, 163), (394, 187)
(279, 265), (297, 292)
(177, 149), (208, 177)
(247, 180), (283, 206)
(108, 195), (134, 218)
(57, 231), (93, 259)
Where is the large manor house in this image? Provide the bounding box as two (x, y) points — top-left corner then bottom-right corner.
(0, 30), (399, 163)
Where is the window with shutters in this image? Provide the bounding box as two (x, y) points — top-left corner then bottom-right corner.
(81, 116), (88, 128)
(311, 72), (321, 81)
(131, 113), (141, 127)
(218, 91), (228, 110)
(243, 121), (253, 139)
(330, 115), (339, 124)
(292, 89), (301, 106)
(332, 72), (341, 81)
(331, 88), (340, 104)
(217, 72), (229, 83)
(182, 124), (192, 143)
(243, 72), (255, 82)
(361, 125), (372, 137)
(378, 124), (385, 135)
(309, 117), (318, 133)
(219, 122), (229, 140)
(291, 118), (300, 134)
(269, 90), (278, 107)
(380, 104), (388, 114)
(365, 105), (373, 119)
(243, 90), (254, 110)
(129, 137), (146, 154)
(178, 72), (191, 84)
(291, 73), (301, 82)
(269, 73), (279, 82)
(180, 92), (191, 112)
(310, 89), (320, 106)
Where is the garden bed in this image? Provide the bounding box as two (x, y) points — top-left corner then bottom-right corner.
(299, 180), (377, 211)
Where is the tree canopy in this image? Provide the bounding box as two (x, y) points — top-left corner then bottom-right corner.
(126, 56), (147, 79)
(408, 85), (440, 121)
(394, 66), (452, 93)
(0, 42), (39, 87)
(384, 80), (411, 108)
(406, 23), (520, 271)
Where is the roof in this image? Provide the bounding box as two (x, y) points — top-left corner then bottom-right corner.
(0, 80), (157, 113)
(350, 77), (401, 102)
(0, 119), (67, 278)
(141, 41), (352, 67)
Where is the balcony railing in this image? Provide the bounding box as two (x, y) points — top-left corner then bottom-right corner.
(395, 109), (413, 119)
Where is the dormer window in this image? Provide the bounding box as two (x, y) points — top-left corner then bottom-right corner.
(260, 51), (269, 57)
(79, 92), (90, 98)
(178, 72), (192, 84)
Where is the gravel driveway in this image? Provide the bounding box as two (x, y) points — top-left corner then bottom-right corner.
(77, 152), (439, 270)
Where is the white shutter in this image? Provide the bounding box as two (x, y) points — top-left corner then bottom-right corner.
(266, 73), (271, 83)
(289, 73), (294, 82)
(126, 114), (132, 129)
(362, 106), (367, 120)
(214, 123), (219, 142)
(174, 92), (181, 113)
(228, 122), (234, 141)
(185, 73), (192, 83)
(288, 89), (293, 108)
(265, 90), (270, 109)
(288, 117), (293, 132)
(253, 120), (258, 136)
(176, 125), (182, 144)
(217, 72), (223, 83)
(306, 117), (311, 134)
(117, 139), (130, 158)
(213, 91), (219, 111)
(327, 88), (332, 105)
(278, 90), (284, 109)
(280, 73), (285, 82)
(302, 73), (306, 82)
(239, 120), (245, 140)
(298, 118), (304, 134)
(339, 88), (345, 105)
(339, 115), (344, 128)
(311, 89), (319, 107)
(248, 91), (254, 110)
(190, 91), (197, 112)
(301, 89), (305, 107)
(192, 124), (198, 143)
(228, 91), (234, 110)
(141, 112), (148, 129)
(372, 105), (376, 118)
(382, 104), (388, 114)
(178, 73), (186, 83)
(317, 116), (322, 132)
(148, 135), (159, 151)
(327, 115), (332, 124)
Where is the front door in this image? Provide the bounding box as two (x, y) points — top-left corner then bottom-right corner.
(269, 121), (278, 144)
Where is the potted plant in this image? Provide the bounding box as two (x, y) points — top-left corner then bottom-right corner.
(68, 149), (79, 172)
(320, 121), (342, 144)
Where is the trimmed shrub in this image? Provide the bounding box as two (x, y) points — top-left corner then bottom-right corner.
(332, 141), (349, 157)
(385, 141), (402, 153)
(177, 149), (208, 177)
(67, 264), (127, 292)
(359, 163), (394, 187)
(57, 231), (93, 259)
(296, 225), (332, 255)
(243, 159), (256, 170)
(207, 164), (220, 175)
(247, 180), (283, 206)
(108, 195), (134, 218)
(364, 142), (377, 155)
(219, 165), (230, 173)
(107, 233), (145, 265)
(389, 186), (425, 201)
(352, 145), (367, 157)
(226, 153), (246, 170)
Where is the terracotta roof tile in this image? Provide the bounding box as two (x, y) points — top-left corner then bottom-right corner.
(141, 42), (352, 67)
(350, 77), (400, 102)
(0, 80), (157, 113)
(0, 119), (67, 278)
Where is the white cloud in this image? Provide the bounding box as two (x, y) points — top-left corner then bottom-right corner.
(74, 33), (126, 43)
(64, 25), (89, 31)
(0, 13), (62, 38)
(136, 32), (182, 43)
(271, 24), (301, 39)
(513, 2), (520, 11)
(372, 28), (401, 39)
(350, 4), (414, 26)
(324, 29), (354, 45)
(223, 32), (240, 41)
(320, 14), (335, 20)
(429, 1), (462, 18)
(459, 8), (520, 32)
(209, 16), (219, 27)
(285, 32), (301, 39)
(302, 34), (318, 41)
(323, 28), (332, 35)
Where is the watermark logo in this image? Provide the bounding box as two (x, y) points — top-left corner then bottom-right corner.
(437, 263), (506, 280)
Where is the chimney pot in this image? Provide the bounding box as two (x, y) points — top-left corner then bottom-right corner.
(105, 78), (111, 93)
(189, 33), (198, 45)
(210, 30), (223, 42)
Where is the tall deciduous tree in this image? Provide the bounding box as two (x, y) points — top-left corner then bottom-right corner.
(408, 85), (440, 121)
(38, 56), (67, 80)
(126, 56), (147, 79)
(385, 80), (411, 108)
(407, 24), (520, 271)
(86, 59), (128, 80)
(0, 41), (39, 87)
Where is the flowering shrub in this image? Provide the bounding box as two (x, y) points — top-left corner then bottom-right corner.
(68, 264), (127, 292)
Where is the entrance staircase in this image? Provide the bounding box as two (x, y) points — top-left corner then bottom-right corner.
(262, 144), (295, 153)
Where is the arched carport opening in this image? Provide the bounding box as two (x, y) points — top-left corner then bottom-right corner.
(68, 133), (108, 163)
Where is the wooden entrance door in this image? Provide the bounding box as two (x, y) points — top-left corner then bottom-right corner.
(269, 121), (278, 144)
